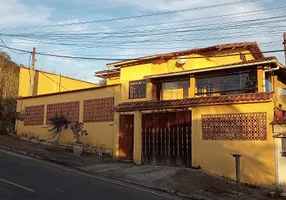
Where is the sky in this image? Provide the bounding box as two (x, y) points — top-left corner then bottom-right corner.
(0, 0), (285, 83)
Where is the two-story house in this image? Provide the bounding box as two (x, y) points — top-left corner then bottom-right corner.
(17, 41), (286, 188)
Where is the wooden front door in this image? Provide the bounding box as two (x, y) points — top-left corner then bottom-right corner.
(119, 115), (134, 160)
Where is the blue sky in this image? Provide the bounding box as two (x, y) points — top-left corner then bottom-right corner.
(0, 0), (285, 83)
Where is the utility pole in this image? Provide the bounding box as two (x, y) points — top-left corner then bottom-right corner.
(284, 33), (286, 66)
(29, 47), (36, 96)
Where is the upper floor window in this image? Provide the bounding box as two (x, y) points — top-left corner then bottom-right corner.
(162, 80), (190, 100)
(196, 70), (257, 96)
(129, 80), (146, 99)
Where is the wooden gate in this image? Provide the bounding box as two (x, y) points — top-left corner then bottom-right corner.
(119, 115), (134, 160)
(142, 111), (192, 167)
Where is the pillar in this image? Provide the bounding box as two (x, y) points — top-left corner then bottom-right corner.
(257, 68), (264, 93)
(191, 107), (199, 167)
(273, 75), (278, 94)
(146, 80), (153, 100)
(190, 76), (195, 98)
(79, 100), (84, 122)
(133, 111), (142, 164)
(113, 112), (120, 158)
(43, 104), (47, 125)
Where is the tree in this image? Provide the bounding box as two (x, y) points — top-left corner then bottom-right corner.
(0, 51), (21, 134)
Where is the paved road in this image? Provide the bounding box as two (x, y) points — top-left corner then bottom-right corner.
(0, 150), (179, 200)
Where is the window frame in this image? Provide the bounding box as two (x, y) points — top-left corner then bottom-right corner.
(129, 79), (147, 99)
(160, 76), (190, 100)
(195, 70), (258, 96)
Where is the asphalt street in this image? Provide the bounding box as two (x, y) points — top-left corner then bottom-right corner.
(0, 149), (179, 200)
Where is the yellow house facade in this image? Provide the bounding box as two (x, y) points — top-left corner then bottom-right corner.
(16, 41), (286, 188)
(18, 66), (98, 97)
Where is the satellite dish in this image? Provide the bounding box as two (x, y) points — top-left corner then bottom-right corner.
(176, 56), (187, 65)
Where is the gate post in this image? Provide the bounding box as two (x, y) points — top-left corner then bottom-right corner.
(134, 111), (142, 164)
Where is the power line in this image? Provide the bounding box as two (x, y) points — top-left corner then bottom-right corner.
(1, 0), (262, 31)
(2, 29), (284, 52)
(4, 13), (285, 39)
(0, 37), (29, 55)
(2, 15), (285, 48)
(2, 23), (285, 48)
(24, 5), (286, 36)
(0, 43), (285, 61)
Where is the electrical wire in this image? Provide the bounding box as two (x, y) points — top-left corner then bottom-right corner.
(0, 0), (262, 31)
(23, 5), (286, 35)
(0, 43), (284, 61)
(2, 16), (285, 49)
(0, 38), (30, 55)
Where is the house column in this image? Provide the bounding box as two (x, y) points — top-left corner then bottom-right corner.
(273, 75), (278, 94)
(189, 75), (195, 98)
(146, 79), (153, 100)
(79, 100), (84, 122)
(113, 112), (120, 158)
(257, 67), (264, 92)
(191, 107), (199, 167)
(133, 111), (142, 164)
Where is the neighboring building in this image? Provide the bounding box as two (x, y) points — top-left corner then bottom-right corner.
(18, 66), (98, 97)
(16, 41), (286, 189)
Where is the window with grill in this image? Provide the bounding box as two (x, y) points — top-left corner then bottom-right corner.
(129, 80), (146, 99)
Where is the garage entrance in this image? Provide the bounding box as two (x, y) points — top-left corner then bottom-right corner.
(142, 111), (192, 167)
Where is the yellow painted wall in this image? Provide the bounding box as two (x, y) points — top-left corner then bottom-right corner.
(151, 49), (254, 75)
(18, 67), (97, 97)
(192, 101), (275, 186)
(120, 63), (152, 102)
(16, 85), (121, 151)
(107, 76), (120, 85)
(118, 48), (254, 102)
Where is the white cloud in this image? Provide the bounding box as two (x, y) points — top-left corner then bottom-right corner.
(0, 0), (51, 27)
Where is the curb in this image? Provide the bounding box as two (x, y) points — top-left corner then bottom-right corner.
(0, 145), (211, 200)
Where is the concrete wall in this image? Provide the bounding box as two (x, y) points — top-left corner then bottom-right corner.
(192, 101), (275, 186)
(16, 85), (121, 152)
(18, 67), (97, 97)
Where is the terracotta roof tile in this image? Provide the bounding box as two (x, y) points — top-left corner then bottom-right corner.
(115, 92), (273, 111)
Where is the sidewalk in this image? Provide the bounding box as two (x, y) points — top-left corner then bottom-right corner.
(0, 134), (274, 200)
(0, 134), (108, 167)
